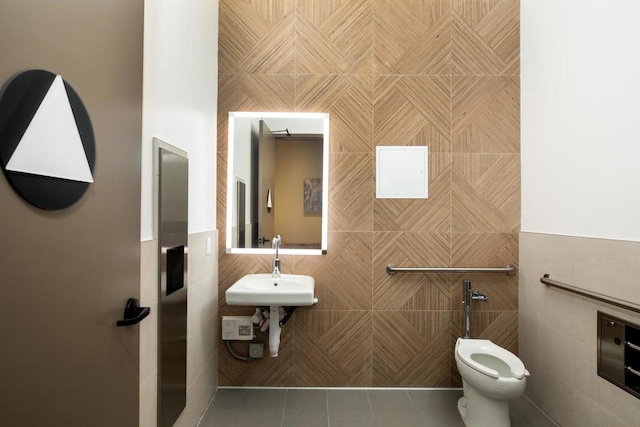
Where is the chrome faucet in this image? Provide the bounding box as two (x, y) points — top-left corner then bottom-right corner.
(462, 279), (489, 339)
(271, 235), (282, 278)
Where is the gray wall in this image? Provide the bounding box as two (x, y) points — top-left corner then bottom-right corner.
(0, 1), (144, 425)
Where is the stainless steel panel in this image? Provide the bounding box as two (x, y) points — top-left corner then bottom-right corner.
(158, 142), (188, 427)
(597, 312), (640, 399)
(598, 313), (625, 385)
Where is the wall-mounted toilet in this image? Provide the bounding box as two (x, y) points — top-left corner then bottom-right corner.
(455, 338), (529, 427)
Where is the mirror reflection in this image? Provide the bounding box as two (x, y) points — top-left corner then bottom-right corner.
(226, 112), (329, 255)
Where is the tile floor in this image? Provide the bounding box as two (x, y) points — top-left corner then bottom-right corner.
(197, 388), (558, 427)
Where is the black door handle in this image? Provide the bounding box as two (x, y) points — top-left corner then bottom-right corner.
(116, 298), (150, 327)
(258, 237), (270, 244)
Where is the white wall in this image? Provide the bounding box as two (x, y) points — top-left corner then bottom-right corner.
(521, 0), (640, 242)
(521, 2), (640, 424)
(142, 0), (218, 239)
(140, 2), (219, 426)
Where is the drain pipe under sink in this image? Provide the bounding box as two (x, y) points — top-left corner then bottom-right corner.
(269, 305), (281, 357)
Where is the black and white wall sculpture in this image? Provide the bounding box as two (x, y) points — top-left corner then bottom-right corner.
(0, 69), (95, 210)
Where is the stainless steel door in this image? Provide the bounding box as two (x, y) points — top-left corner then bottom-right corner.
(157, 140), (188, 427)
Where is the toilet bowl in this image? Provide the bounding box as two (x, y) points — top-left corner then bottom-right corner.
(455, 338), (529, 427)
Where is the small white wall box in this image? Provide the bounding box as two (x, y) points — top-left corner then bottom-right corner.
(376, 146), (428, 199)
(222, 316), (254, 341)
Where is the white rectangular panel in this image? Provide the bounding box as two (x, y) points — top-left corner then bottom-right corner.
(376, 146), (428, 199)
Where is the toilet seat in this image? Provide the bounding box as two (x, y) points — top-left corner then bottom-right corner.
(456, 339), (527, 380)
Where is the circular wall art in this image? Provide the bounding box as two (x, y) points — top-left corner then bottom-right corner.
(0, 69), (95, 210)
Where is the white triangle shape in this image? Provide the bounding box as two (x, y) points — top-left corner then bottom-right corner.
(6, 75), (94, 183)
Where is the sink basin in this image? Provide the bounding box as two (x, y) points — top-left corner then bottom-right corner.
(226, 274), (316, 306)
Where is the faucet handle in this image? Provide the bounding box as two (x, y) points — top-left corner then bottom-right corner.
(471, 290), (489, 302)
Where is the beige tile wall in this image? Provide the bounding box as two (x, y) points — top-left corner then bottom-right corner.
(217, 0), (520, 387)
(139, 230), (218, 427)
(519, 232), (640, 427)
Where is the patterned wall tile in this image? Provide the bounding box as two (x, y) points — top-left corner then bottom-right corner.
(294, 310), (373, 386)
(218, 74), (297, 113)
(218, 307), (296, 386)
(374, 76), (451, 153)
(373, 311), (451, 386)
(453, 309), (517, 347)
(217, 0), (520, 388)
(294, 232), (373, 310)
(329, 153), (373, 231)
(449, 273), (518, 311)
(452, 154), (520, 232)
(374, 0), (451, 74)
(218, 0), (295, 74)
(217, 75), (296, 152)
(374, 154), (452, 232)
(451, 232), (518, 268)
(452, 0), (519, 75)
(296, 74), (373, 153)
(216, 152), (228, 233)
(452, 76), (519, 153)
(373, 232), (450, 310)
(296, 0), (374, 74)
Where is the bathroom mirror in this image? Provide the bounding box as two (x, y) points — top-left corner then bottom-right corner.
(226, 112), (329, 255)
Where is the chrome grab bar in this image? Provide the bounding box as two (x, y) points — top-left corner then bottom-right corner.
(627, 342), (640, 352)
(540, 274), (640, 315)
(626, 366), (640, 378)
(386, 264), (516, 276)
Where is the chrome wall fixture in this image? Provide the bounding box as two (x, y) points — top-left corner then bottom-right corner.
(540, 274), (640, 315)
(597, 312), (640, 399)
(462, 279), (489, 339)
(386, 264), (517, 276)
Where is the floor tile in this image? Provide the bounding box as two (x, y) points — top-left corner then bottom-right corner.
(197, 388), (246, 426)
(197, 388), (558, 427)
(510, 395), (559, 427)
(367, 390), (421, 427)
(283, 389), (328, 427)
(328, 389), (375, 427)
(408, 390), (466, 426)
(234, 389), (286, 427)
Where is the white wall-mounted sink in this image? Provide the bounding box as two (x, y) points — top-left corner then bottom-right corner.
(225, 273), (317, 358)
(225, 274), (316, 306)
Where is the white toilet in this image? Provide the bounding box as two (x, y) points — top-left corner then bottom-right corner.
(455, 338), (529, 427)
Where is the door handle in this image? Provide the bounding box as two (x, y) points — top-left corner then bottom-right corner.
(258, 237), (270, 244)
(116, 298), (150, 327)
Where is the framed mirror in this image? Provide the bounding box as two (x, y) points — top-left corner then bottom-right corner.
(226, 112), (329, 255)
